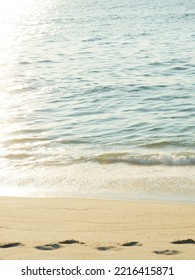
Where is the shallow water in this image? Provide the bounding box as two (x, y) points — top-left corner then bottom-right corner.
(0, 0), (195, 202)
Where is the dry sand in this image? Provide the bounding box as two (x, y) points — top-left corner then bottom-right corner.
(0, 196), (195, 260)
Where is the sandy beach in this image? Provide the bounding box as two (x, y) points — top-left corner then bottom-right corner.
(0, 196), (195, 260)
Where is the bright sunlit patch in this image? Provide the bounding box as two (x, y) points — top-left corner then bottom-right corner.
(0, 0), (33, 20)
(0, 0), (20, 11)
(0, 0), (26, 11)
(0, 0), (33, 84)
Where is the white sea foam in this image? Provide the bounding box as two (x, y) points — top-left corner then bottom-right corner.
(88, 152), (195, 166)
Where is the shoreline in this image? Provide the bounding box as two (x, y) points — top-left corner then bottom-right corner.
(0, 196), (195, 260)
(1, 191), (195, 205)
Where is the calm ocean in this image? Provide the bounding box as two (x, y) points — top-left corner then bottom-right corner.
(0, 0), (195, 202)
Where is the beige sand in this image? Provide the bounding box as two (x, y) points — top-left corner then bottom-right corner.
(0, 196), (195, 260)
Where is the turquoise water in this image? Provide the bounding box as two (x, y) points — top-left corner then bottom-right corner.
(0, 0), (195, 202)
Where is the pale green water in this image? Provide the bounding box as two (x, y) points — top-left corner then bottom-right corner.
(0, 0), (195, 202)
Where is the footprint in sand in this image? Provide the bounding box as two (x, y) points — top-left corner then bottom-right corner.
(59, 239), (84, 245)
(0, 242), (22, 249)
(96, 246), (114, 251)
(153, 250), (180, 255)
(121, 241), (142, 247)
(171, 239), (195, 244)
(35, 243), (61, 251)
(96, 241), (142, 251)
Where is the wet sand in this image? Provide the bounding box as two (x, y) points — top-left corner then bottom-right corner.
(0, 196), (195, 260)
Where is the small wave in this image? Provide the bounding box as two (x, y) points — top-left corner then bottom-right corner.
(19, 61), (31, 65)
(183, 13), (195, 18)
(140, 141), (173, 148)
(3, 153), (32, 160)
(37, 60), (56, 64)
(140, 140), (194, 149)
(76, 152), (195, 166)
(170, 66), (188, 71)
(56, 139), (90, 145)
(10, 129), (44, 135)
(3, 137), (47, 145)
(84, 85), (114, 95)
(81, 37), (102, 42)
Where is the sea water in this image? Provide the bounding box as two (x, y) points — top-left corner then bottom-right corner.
(0, 0), (195, 202)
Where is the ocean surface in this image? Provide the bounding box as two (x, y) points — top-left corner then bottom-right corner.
(0, 0), (195, 202)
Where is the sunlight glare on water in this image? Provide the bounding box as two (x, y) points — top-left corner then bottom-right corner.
(0, 0), (32, 20)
